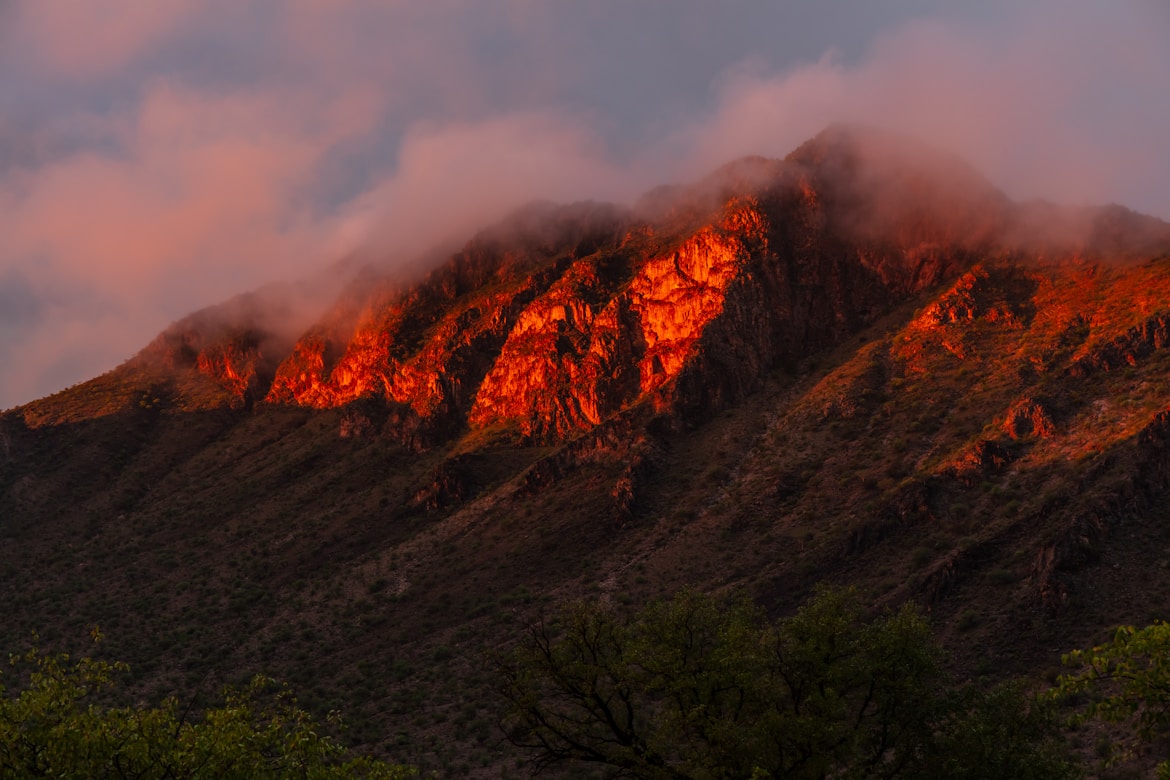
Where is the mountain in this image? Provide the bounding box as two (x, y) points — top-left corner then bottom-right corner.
(4, 125), (1170, 774)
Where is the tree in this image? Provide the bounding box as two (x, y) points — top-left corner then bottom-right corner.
(495, 587), (1077, 779)
(1055, 621), (1170, 777)
(0, 643), (414, 779)
(923, 680), (1077, 780)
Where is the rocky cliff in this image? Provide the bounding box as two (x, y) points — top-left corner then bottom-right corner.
(248, 126), (1054, 446)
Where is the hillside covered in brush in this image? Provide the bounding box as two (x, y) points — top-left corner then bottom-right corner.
(4, 125), (1170, 774)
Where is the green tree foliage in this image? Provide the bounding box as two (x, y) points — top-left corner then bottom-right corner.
(1056, 621), (1170, 777)
(925, 680), (1079, 780)
(0, 644), (414, 779)
(495, 587), (1076, 779)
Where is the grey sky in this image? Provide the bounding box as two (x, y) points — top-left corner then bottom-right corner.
(0, 0), (1167, 409)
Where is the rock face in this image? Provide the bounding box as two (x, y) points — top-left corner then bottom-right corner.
(265, 203), (632, 439)
(1070, 311), (1170, 375)
(144, 326), (271, 406)
(467, 202), (767, 439)
(1004, 397), (1056, 439)
(132, 286), (310, 410)
(252, 126), (1022, 444)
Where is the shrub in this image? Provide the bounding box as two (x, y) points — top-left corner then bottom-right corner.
(0, 642), (414, 779)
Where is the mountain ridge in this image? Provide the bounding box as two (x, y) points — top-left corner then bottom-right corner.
(5, 125), (1170, 774)
(16, 125), (1169, 432)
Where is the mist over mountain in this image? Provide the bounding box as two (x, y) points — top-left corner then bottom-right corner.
(4, 1), (1170, 411)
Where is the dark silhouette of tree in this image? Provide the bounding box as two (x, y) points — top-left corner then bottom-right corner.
(495, 587), (1077, 779)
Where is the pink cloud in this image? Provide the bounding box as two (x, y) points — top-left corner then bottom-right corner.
(13, 1), (198, 79)
(684, 5), (1170, 218)
(348, 112), (644, 264)
(1, 83), (371, 295)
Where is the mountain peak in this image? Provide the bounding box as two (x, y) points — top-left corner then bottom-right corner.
(255, 128), (1028, 445)
(14, 127), (1170, 435)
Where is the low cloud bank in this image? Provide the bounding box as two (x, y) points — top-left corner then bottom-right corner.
(1, 0), (1167, 408)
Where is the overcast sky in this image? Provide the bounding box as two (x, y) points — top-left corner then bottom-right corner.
(1, 0), (1168, 409)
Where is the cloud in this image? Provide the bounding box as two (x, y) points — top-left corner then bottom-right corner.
(684, 4), (1170, 218)
(343, 112), (645, 266)
(1, 0), (1168, 409)
(9, 1), (198, 80)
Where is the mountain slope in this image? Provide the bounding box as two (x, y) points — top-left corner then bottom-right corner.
(4, 125), (1170, 774)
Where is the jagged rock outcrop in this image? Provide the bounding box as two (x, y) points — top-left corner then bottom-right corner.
(255, 126), (1025, 447)
(1069, 311), (1170, 375)
(948, 439), (1015, 487)
(916, 265), (1032, 327)
(267, 203), (633, 440)
(137, 302), (289, 410)
(410, 455), (481, 512)
(469, 201), (765, 439)
(1003, 396), (1057, 439)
